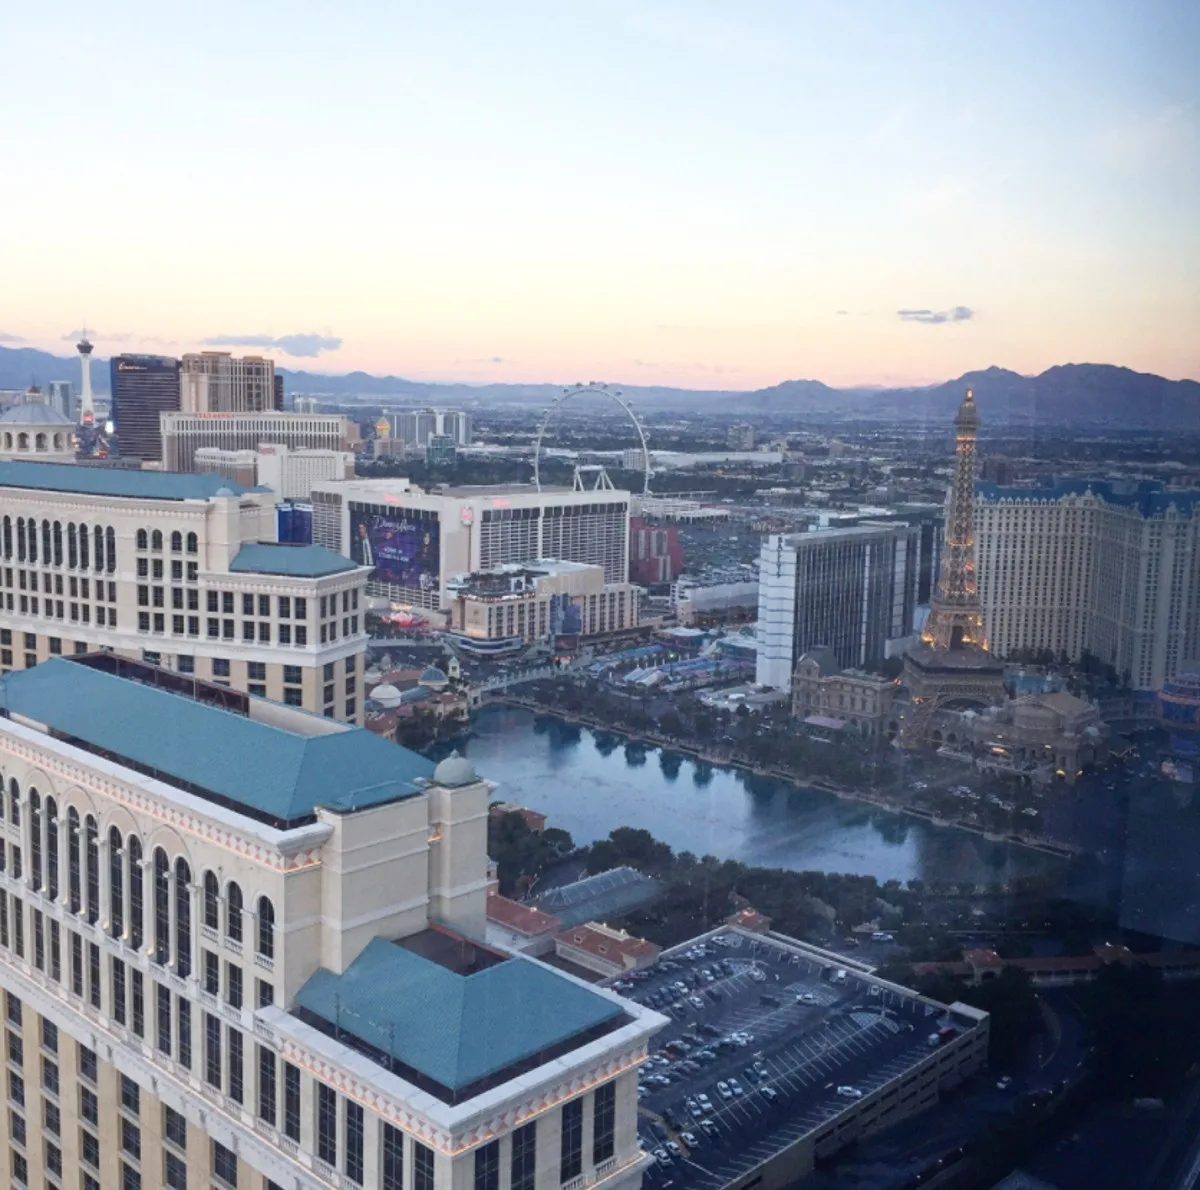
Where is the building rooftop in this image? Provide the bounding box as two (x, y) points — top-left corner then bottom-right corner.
(532, 866), (660, 929)
(556, 922), (660, 963)
(486, 893), (562, 936)
(0, 659), (432, 827)
(976, 478), (1200, 518)
(0, 459), (252, 501)
(294, 936), (625, 1099)
(229, 542), (359, 578)
(0, 403), (73, 426)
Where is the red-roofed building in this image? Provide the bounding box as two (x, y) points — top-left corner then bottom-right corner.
(489, 802), (547, 833)
(726, 908), (772, 934)
(554, 922), (661, 979)
(484, 892), (562, 956)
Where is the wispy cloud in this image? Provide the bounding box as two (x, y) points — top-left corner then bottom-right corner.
(201, 332), (342, 358)
(897, 306), (974, 325)
(455, 356), (505, 365)
(0, 332), (25, 343)
(834, 310), (849, 316)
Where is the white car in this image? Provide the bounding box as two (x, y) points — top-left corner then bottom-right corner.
(835, 1086), (863, 1099)
(796, 992), (817, 1004)
(996, 1076), (1013, 1090)
(717, 1081), (733, 1100)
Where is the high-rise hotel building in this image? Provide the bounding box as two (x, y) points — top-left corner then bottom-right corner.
(180, 353), (280, 416)
(0, 654), (660, 1190)
(162, 413), (356, 474)
(110, 356), (182, 463)
(312, 480), (631, 613)
(975, 480), (1200, 690)
(0, 461), (369, 723)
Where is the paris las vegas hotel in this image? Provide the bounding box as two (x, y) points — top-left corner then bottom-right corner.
(0, 651), (660, 1190)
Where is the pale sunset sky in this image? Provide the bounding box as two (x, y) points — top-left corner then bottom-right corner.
(2, 1), (1197, 388)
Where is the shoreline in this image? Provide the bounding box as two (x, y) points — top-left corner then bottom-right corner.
(482, 693), (1079, 861)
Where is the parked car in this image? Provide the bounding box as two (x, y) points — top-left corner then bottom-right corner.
(680, 1131), (699, 1149)
(996, 1076), (1013, 1090)
(796, 992), (817, 1004)
(761, 1086), (779, 1102)
(717, 1081), (733, 1100)
(836, 1086), (863, 1099)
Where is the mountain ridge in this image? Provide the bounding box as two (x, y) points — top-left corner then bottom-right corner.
(1, 345), (1196, 429)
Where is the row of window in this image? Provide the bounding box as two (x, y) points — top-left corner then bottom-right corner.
(135, 528), (200, 554)
(1, 518), (117, 572)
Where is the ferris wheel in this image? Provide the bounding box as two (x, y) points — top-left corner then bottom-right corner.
(532, 382), (651, 494)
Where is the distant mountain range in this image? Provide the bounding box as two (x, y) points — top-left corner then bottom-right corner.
(2, 344), (1196, 430)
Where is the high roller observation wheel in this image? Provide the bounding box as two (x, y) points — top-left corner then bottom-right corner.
(532, 382), (652, 493)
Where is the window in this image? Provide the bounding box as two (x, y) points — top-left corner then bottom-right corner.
(10, 1109), (25, 1146)
(8, 1069), (23, 1107)
(4, 992), (18, 1025)
(80, 1086), (98, 1125)
(128, 836), (144, 949)
(213, 1138), (238, 1188)
(257, 979), (274, 1008)
(382, 1123), (404, 1190)
(164, 1104), (187, 1150)
(283, 1062), (301, 1141)
(204, 950), (219, 994)
(283, 687), (303, 706)
(6, 1030), (21, 1065)
(228, 1027), (244, 1104)
(121, 1115), (140, 1159)
(205, 1013), (221, 1088)
(109, 827), (124, 939)
(256, 897), (274, 960)
(227, 962), (243, 1009)
(175, 857), (192, 978)
(122, 1161), (140, 1190)
(257, 1046), (276, 1126)
(248, 661), (266, 681)
(203, 871), (219, 930)
(120, 1073), (140, 1114)
(317, 1083), (338, 1165)
(475, 1140), (500, 1190)
(81, 1128), (100, 1168)
(177, 995), (191, 1069)
(41, 1056), (58, 1096)
(593, 1081), (615, 1163)
(153, 847), (170, 964)
(131, 968), (145, 1037)
(165, 1150), (188, 1190)
(511, 1122), (537, 1190)
(171, 531), (182, 552)
(46, 1138), (62, 1176)
(112, 958), (127, 1025)
(414, 1141), (436, 1190)
(213, 657), (230, 678)
(157, 983), (172, 1055)
(44, 1098), (60, 1135)
(11, 1149), (26, 1186)
(346, 1100), (364, 1184)
(40, 1018), (56, 1054)
(295, 597), (306, 618)
(226, 882), (243, 942)
(85, 816), (99, 925)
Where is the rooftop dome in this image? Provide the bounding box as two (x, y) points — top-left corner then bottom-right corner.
(369, 683), (403, 708)
(0, 403), (72, 426)
(433, 751), (478, 787)
(420, 664), (448, 685)
(363, 666), (383, 686)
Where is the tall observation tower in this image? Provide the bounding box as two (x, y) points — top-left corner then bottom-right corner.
(901, 388), (1005, 742)
(77, 334), (95, 424)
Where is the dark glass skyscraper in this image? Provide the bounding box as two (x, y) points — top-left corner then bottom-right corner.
(109, 355), (181, 462)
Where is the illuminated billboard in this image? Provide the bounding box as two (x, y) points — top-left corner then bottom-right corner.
(349, 505), (440, 593)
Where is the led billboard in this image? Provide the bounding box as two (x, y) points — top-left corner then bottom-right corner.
(349, 506), (440, 593)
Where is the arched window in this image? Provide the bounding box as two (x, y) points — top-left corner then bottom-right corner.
(203, 871), (220, 930)
(256, 896), (275, 961)
(41, 520), (51, 563)
(78, 521), (89, 569)
(175, 858), (192, 978)
(186, 532), (198, 554)
(45, 796), (59, 900)
(2, 515), (10, 560)
(67, 807), (82, 913)
(35, 432), (46, 452)
(27, 518), (36, 563)
(85, 817), (99, 925)
(16, 517), (25, 562)
(108, 827), (124, 940)
(151, 529), (163, 551)
(105, 526), (116, 572)
(29, 789), (42, 891)
(153, 848), (170, 965)
(171, 531), (182, 552)
(226, 881), (243, 943)
(67, 523), (77, 569)
(93, 525), (104, 571)
(8, 778), (19, 826)
(128, 836), (144, 950)
(136, 529), (148, 551)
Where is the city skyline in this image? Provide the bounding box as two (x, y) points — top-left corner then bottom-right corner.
(2, 1), (1197, 388)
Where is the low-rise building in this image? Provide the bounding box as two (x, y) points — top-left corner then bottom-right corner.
(485, 892), (563, 955)
(446, 560), (641, 654)
(195, 443), (356, 499)
(791, 648), (898, 737)
(554, 923), (661, 980)
(967, 690), (1108, 781)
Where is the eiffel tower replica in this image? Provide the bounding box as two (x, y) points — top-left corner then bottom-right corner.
(901, 388), (1005, 742)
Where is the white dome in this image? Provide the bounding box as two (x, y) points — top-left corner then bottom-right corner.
(369, 683), (403, 708)
(364, 667), (383, 686)
(433, 752), (478, 787)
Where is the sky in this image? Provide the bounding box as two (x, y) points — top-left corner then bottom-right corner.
(2, 1), (1198, 389)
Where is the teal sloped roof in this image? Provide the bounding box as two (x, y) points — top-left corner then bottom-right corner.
(296, 938), (625, 1093)
(0, 460), (250, 501)
(0, 660), (431, 824)
(230, 543), (359, 578)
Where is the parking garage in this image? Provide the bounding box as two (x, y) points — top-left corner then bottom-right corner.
(616, 927), (989, 1190)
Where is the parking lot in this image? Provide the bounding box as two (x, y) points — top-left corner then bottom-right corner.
(620, 930), (961, 1190)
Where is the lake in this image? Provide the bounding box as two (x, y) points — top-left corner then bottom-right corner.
(454, 707), (1065, 887)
